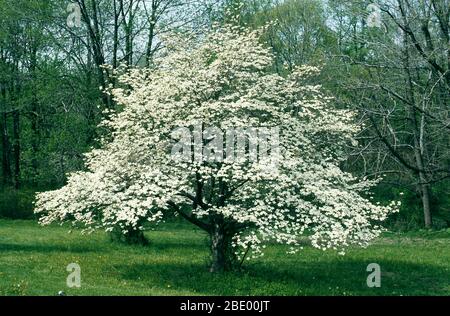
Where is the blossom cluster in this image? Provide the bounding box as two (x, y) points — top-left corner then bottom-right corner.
(35, 23), (398, 257)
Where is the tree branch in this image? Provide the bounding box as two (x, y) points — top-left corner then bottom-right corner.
(167, 201), (211, 232)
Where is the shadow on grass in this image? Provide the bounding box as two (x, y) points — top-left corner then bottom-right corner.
(148, 240), (209, 252)
(0, 242), (98, 253)
(112, 259), (450, 295)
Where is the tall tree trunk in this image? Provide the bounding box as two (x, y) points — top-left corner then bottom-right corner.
(0, 112), (12, 185)
(411, 111), (432, 227)
(145, 0), (158, 67)
(416, 101), (432, 228)
(30, 47), (39, 185)
(12, 110), (20, 190)
(112, 0), (119, 69)
(120, 0), (134, 66)
(30, 100), (38, 185)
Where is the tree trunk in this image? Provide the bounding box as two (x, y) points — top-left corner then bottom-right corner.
(112, 0), (119, 69)
(1, 78), (12, 185)
(209, 223), (234, 273)
(420, 182), (432, 228)
(0, 112), (12, 185)
(12, 110), (20, 190)
(109, 226), (149, 246)
(30, 47), (39, 185)
(414, 122), (432, 228)
(411, 109), (432, 228)
(145, 0), (157, 67)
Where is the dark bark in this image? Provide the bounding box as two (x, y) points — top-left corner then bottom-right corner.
(145, 0), (158, 67)
(113, 0), (120, 69)
(12, 110), (20, 190)
(121, 0), (134, 66)
(209, 222), (235, 273)
(0, 111), (12, 185)
(30, 47), (39, 185)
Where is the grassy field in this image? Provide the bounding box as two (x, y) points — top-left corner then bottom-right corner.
(0, 219), (449, 296)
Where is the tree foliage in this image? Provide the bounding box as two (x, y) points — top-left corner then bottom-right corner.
(35, 24), (398, 271)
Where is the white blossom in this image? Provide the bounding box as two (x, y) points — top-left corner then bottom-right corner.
(35, 23), (398, 258)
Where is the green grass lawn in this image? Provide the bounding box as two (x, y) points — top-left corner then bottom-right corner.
(0, 219), (449, 296)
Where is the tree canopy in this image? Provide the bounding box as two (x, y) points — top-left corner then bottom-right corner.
(35, 23), (398, 271)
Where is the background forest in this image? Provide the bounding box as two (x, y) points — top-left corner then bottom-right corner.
(0, 0), (449, 230)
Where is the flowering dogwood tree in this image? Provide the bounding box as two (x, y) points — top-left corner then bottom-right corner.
(35, 24), (398, 272)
